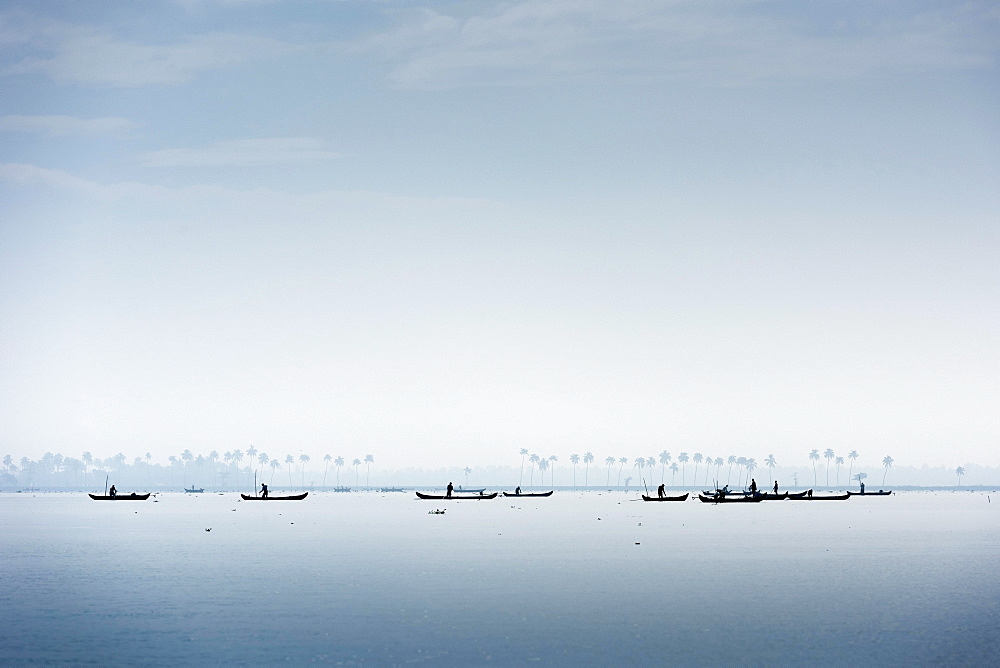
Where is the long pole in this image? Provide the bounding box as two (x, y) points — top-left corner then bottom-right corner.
(104, 475), (108, 496)
(254, 470), (257, 497)
(642, 477), (649, 496)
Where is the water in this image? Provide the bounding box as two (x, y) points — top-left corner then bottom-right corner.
(2, 491), (997, 665)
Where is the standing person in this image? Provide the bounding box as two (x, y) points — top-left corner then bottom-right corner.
(860, 481), (865, 493)
(260, 483), (268, 498)
(515, 486), (521, 495)
(109, 485), (117, 497)
(446, 482), (453, 498)
(773, 481), (778, 495)
(749, 479), (757, 494)
(657, 483), (666, 498)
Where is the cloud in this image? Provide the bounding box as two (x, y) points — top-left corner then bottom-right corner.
(354, 0), (998, 89)
(1, 19), (297, 87)
(0, 114), (139, 137)
(141, 137), (339, 167)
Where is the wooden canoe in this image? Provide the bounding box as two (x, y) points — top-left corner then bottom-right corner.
(502, 491), (554, 497)
(698, 493), (762, 503)
(415, 491), (498, 500)
(240, 492), (308, 501)
(641, 493), (690, 501)
(89, 493), (150, 500)
(786, 492), (850, 500)
(847, 490), (892, 496)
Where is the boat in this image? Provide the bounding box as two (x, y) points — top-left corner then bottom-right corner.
(847, 490), (892, 496)
(455, 487), (486, 493)
(332, 487), (352, 493)
(755, 492), (789, 500)
(697, 493), (763, 503)
(415, 491), (498, 500)
(786, 490), (811, 499)
(240, 492), (308, 501)
(641, 493), (690, 502)
(89, 493), (150, 500)
(503, 490), (554, 497)
(379, 487), (405, 493)
(184, 487), (205, 493)
(786, 492), (850, 501)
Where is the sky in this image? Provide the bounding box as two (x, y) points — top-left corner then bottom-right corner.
(1, 0), (997, 471)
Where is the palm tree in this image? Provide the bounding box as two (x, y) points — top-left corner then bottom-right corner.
(617, 457), (628, 487)
(605, 456), (616, 487)
(82, 451), (92, 486)
(519, 448), (529, 486)
(246, 445), (257, 472)
(692, 453), (703, 485)
(670, 462), (678, 486)
(714, 457), (724, 485)
(727, 455), (736, 485)
(634, 457), (645, 485)
(538, 458), (549, 486)
(334, 456), (345, 486)
(364, 454), (374, 487)
(745, 458), (757, 487)
(881, 455), (893, 486)
(352, 458), (361, 486)
(463, 466), (472, 487)
(548, 455), (557, 486)
(835, 456), (844, 487)
(736, 457), (747, 487)
(285, 455), (294, 487)
(764, 454), (777, 487)
(809, 449), (820, 487)
(232, 449), (244, 488)
(145, 452), (153, 487)
(847, 450), (859, 486)
(823, 449), (835, 487)
(570, 454), (580, 486)
(299, 453), (311, 489)
(258, 452), (269, 475)
(269, 458), (280, 484)
(678, 452), (689, 486)
(853, 472), (868, 489)
(659, 451), (671, 484)
(701, 455), (712, 487)
(647, 457), (657, 484)
(955, 466), (965, 486)
(181, 449), (193, 487)
(323, 454), (332, 487)
(583, 452), (594, 487)
(529, 454), (540, 487)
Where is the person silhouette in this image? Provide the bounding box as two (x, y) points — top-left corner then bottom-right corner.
(260, 483), (268, 498)
(773, 481), (778, 495)
(446, 482), (453, 498)
(515, 486), (521, 495)
(749, 479), (757, 494)
(657, 483), (666, 498)
(109, 485), (117, 497)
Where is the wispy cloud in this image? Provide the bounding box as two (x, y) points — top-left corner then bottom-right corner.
(142, 137), (339, 167)
(0, 114), (139, 137)
(355, 0), (998, 89)
(1, 18), (297, 86)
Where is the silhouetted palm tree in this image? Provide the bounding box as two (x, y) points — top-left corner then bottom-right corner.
(823, 449), (835, 487)
(692, 453), (703, 485)
(714, 457), (724, 485)
(529, 454), (539, 487)
(258, 452), (269, 477)
(764, 454), (777, 487)
(678, 452), (689, 486)
(269, 458), (280, 484)
(647, 457), (657, 484)
(670, 462), (678, 486)
(847, 450), (859, 486)
(659, 451), (671, 484)
(323, 454), (332, 487)
(727, 455), (736, 485)
(181, 449), (193, 487)
(809, 449), (820, 487)
(605, 456), (615, 487)
(232, 449), (244, 488)
(334, 456), (344, 486)
(285, 455), (294, 487)
(353, 458), (361, 486)
(835, 456), (844, 487)
(570, 454), (580, 486)
(617, 457), (628, 487)
(548, 455), (557, 486)
(701, 455), (712, 487)
(955, 466), (965, 485)
(538, 458), (549, 486)
(364, 454), (374, 487)
(584, 452), (594, 487)
(246, 445), (257, 472)
(746, 458), (757, 487)
(299, 453), (310, 489)
(881, 455), (893, 486)
(634, 457), (645, 485)
(519, 448), (529, 486)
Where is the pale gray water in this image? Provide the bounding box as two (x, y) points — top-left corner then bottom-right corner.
(2, 491), (997, 665)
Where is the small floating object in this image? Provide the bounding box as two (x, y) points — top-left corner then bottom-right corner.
(205, 528), (212, 532)
(428, 509), (446, 514)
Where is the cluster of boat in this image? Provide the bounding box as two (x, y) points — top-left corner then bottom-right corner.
(690, 487), (892, 503)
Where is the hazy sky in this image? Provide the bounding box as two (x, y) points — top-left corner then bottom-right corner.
(1, 0), (997, 470)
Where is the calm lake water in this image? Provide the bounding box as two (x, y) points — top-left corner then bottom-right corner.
(2, 490), (997, 666)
